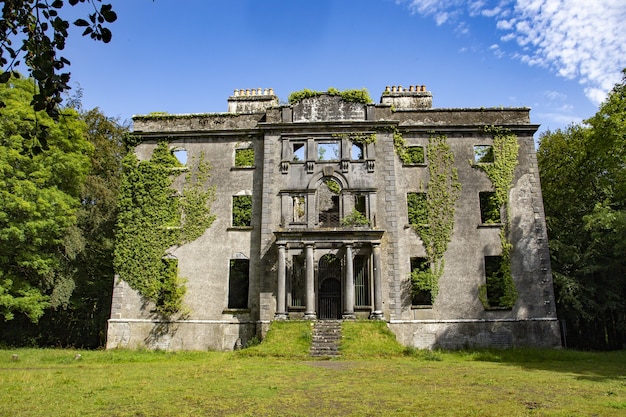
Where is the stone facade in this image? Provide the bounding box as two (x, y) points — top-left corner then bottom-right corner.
(106, 86), (561, 351)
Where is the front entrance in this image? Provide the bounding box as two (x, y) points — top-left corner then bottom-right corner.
(318, 254), (341, 319)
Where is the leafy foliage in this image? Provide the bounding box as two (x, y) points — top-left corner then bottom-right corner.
(473, 126), (519, 309)
(0, 1), (117, 118)
(288, 88), (372, 105)
(114, 142), (216, 316)
(232, 195), (252, 227)
(409, 135), (461, 303)
(538, 69), (626, 349)
(234, 148), (254, 167)
(340, 208), (370, 227)
(392, 128), (424, 165)
(0, 75), (92, 322)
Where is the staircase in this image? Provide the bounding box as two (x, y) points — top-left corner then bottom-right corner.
(310, 320), (342, 357)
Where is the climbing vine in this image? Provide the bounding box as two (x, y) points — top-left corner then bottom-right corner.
(410, 134), (461, 303)
(332, 132), (377, 145)
(391, 127), (424, 165)
(341, 209), (370, 227)
(114, 141), (216, 316)
(473, 126), (519, 308)
(288, 88), (372, 105)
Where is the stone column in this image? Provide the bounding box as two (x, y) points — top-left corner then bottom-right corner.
(274, 244), (288, 320)
(371, 242), (384, 320)
(343, 244), (355, 319)
(304, 244), (316, 320)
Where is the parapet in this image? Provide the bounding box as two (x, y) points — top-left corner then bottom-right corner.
(227, 88), (278, 113)
(380, 85), (432, 109)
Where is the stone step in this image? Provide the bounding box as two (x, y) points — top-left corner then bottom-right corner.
(310, 320), (342, 357)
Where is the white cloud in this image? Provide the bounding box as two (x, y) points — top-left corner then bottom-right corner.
(399, 0), (626, 105)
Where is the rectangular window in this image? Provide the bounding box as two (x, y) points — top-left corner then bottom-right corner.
(407, 192), (428, 226)
(479, 192), (500, 224)
(354, 255), (370, 306)
(234, 148), (254, 167)
(232, 195), (252, 227)
(474, 145), (494, 163)
(318, 142), (340, 161)
(228, 259), (249, 309)
(410, 257), (432, 306)
(293, 143), (306, 161)
(292, 195), (306, 223)
(484, 256), (510, 308)
(355, 195), (366, 216)
(405, 146), (425, 164)
(291, 256), (305, 307)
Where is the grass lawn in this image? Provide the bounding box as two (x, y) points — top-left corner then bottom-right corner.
(1, 321), (625, 416)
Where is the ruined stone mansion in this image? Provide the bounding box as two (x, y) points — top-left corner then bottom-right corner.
(106, 86), (561, 350)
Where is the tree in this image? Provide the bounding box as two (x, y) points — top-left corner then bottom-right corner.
(538, 69), (626, 350)
(0, 74), (92, 323)
(0, 0), (117, 118)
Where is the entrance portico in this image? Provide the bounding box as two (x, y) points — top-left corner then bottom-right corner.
(274, 230), (384, 321)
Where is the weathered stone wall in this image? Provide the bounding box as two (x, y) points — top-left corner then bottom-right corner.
(107, 87), (560, 350)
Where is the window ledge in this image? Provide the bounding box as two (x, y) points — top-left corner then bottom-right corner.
(478, 222), (503, 228)
(231, 166), (255, 171)
(402, 163), (427, 167)
(227, 226), (253, 231)
(484, 306), (512, 311)
(222, 308), (250, 314)
(411, 305), (433, 310)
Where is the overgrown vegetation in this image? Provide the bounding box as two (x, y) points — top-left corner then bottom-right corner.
(114, 142), (216, 316)
(234, 147), (254, 167)
(538, 69), (626, 349)
(473, 126), (519, 309)
(340, 208), (370, 227)
(232, 195), (252, 227)
(409, 134), (461, 303)
(288, 87), (372, 105)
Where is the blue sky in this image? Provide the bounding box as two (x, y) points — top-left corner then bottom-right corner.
(59, 0), (626, 137)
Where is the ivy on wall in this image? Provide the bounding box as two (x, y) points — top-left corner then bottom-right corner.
(288, 88), (372, 105)
(234, 148), (255, 167)
(332, 132), (377, 145)
(410, 134), (461, 303)
(324, 178), (341, 194)
(473, 126), (520, 309)
(114, 141), (216, 316)
(391, 127), (424, 165)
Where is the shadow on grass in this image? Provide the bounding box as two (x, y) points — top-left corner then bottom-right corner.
(464, 348), (626, 382)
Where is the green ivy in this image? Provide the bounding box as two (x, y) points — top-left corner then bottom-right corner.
(234, 148), (254, 167)
(324, 178), (341, 194)
(391, 127), (424, 165)
(114, 142), (216, 316)
(232, 195), (252, 227)
(332, 132), (377, 145)
(473, 126), (520, 309)
(410, 135), (461, 303)
(288, 88), (372, 105)
(340, 209), (370, 227)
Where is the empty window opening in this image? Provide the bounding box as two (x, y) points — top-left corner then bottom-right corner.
(484, 256), (509, 308)
(405, 146), (425, 164)
(172, 148), (187, 165)
(232, 195), (252, 227)
(474, 145), (494, 163)
(407, 192), (428, 226)
(354, 255), (370, 306)
(318, 142), (340, 161)
(292, 195), (306, 223)
(355, 195), (367, 216)
(234, 148), (254, 167)
(410, 257), (432, 306)
(228, 259), (249, 309)
(317, 180), (340, 227)
(293, 143), (306, 161)
(479, 192), (500, 224)
(351, 143), (364, 160)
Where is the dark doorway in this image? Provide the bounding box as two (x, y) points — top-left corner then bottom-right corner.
(318, 254), (341, 319)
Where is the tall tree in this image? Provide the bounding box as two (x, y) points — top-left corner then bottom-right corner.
(0, 0), (117, 118)
(538, 69), (626, 350)
(0, 74), (92, 323)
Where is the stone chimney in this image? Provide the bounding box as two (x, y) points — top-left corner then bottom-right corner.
(380, 85), (432, 109)
(227, 88), (278, 113)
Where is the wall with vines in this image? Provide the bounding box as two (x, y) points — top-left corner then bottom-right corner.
(408, 134), (461, 303)
(474, 126), (520, 308)
(114, 141), (216, 316)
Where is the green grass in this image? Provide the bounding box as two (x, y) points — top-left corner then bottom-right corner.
(1, 322), (625, 416)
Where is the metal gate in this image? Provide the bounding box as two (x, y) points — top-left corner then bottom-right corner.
(318, 254), (341, 319)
